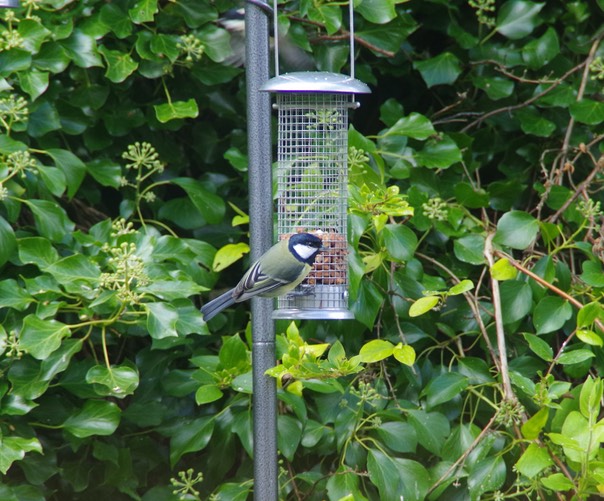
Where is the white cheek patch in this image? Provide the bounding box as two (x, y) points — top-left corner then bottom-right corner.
(293, 243), (319, 260)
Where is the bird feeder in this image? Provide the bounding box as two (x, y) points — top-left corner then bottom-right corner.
(261, 67), (369, 319)
(0, 0), (19, 7)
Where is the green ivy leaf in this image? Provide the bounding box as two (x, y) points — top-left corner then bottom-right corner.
(393, 343), (416, 366)
(569, 99), (604, 125)
(145, 301), (179, 339)
(359, 339), (394, 363)
(19, 315), (70, 360)
(0, 436), (42, 475)
(533, 296), (572, 334)
(18, 70), (49, 101)
(62, 30), (103, 68)
(24, 199), (75, 242)
(85, 364), (140, 399)
(557, 349), (594, 365)
(357, 0), (396, 24)
(449, 279), (474, 295)
(171, 177), (225, 225)
(98, 46), (139, 83)
(63, 400), (121, 438)
(46, 148), (87, 199)
(576, 329), (603, 347)
(212, 243), (250, 272)
(409, 296), (439, 317)
(521, 407), (549, 440)
(0, 216), (17, 267)
(195, 385), (224, 405)
(496, 0), (544, 39)
(407, 410), (450, 455)
(515, 442), (552, 478)
(522, 27), (559, 69)
(0, 279), (34, 311)
(381, 224), (417, 261)
(514, 107), (556, 137)
(540, 473), (574, 492)
(499, 280), (533, 324)
(468, 455), (506, 499)
(129, 0), (158, 24)
(581, 261), (604, 287)
(169, 416), (215, 466)
(278, 415), (303, 461)
(421, 372), (468, 409)
(522, 332), (553, 361)
(154, 99), (199, 123)
(454, 234), (486, 265)
(494, 210), (539, 250)
(414, 53), (462, 88)
(416, 135), (462, 169)
(491, 258), (517, 281)
(385, 112), (436, 140)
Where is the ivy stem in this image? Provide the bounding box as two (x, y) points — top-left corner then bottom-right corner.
(484, 233), (517, 405)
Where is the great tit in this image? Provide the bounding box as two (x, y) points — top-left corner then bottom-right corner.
(218, 8), (315, 71)
(201, 232), (323, 321)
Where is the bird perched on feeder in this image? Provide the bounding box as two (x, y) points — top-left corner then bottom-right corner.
(201, 233), (323, 321)
(217, 7), (315, 71)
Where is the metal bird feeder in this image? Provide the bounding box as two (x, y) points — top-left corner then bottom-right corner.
(260, 5), (370, 320)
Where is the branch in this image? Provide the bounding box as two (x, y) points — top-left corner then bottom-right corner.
(462, 62), (587, 132)
(484, 234), (517, 403)
(494, 251), (604, 334)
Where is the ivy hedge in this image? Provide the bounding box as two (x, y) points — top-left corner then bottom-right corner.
(1, 0), (604, 499)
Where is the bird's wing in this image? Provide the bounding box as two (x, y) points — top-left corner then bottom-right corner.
(234, 258), (306, 302)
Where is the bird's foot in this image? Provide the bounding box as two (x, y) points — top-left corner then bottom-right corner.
(285, 285), (316, 298)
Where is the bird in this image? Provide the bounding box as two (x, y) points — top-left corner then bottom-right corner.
(201, 232), (323, 321)
(217, 7), (316, 71)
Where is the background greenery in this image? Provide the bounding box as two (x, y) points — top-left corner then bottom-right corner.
(1, 0), (604, 499)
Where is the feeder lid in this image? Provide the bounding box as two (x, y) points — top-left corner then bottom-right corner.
(260, 71), (371, 94)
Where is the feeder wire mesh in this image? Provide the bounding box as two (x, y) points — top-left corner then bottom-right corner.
(275, 92), (354, 316)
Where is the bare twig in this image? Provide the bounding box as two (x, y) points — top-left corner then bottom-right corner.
(484, 234), (517, 403)
(462, 62), (587, 132)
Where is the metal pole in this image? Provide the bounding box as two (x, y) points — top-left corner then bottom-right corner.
(245, 3), (278, 501)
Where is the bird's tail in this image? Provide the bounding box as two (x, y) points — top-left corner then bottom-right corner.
(201, 289), (236, 322)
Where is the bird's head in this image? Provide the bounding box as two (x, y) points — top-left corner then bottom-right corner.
(289, 233), (323, 265)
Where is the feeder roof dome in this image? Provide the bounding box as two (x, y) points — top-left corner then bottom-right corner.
(260, 71), (371, 94)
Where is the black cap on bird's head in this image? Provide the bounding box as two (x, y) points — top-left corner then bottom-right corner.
(288, 233), (323, 264)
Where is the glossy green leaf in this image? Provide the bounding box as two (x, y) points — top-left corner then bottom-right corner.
(169, 416), (214, 466)
(409, 296), (439, 317)
(382, 223), (417, 261)
(46, 149), (87, 199)
(414, 53), (462, 88)
(422, 372), (468, 408)
(449, 279), (474, 295)
(557, 349), (594, 365)
(468, 455), (506, 498)
(499, 280), (533, 324)
(393, 343), (416, 366)
(385, 113), (436, 140)
(416, 135), (462, 169)
(212, 242), (250, 272)
(533, 296), (572, 334)
(359, 339), (394, 363)
(521, 407), (549, 440)
(491, 258), (517, 281)
(473, 75), (515, 100)
(357, 0), (397, 24)
(327, 466), (367, 501)
(171, 177), (226, 224)
(581, 261), (604, 287)
(98, 46), (138, 83)
(63, 400), (121, 438)
(0, 216), (16, 267)
(569, 99), (604, 125)
(576, 329), (603, 347)
(351, 280), (383, 328)
(0, 436), (42, 475)
(62, 30), (103, 68)
(0, 279), (34, 311)
(494, 210), (539, 250)
(522, 27), (559, 69)
(145, 302), (179, 339)
(454, 234), (485, 265)
(18, 70), (49, 101)
(496, 0), (544, 39)
(129, 0), (158, 24)
(514, 107), (556, 137)
(367, 449), (401, 499)
(19, 315), (70, 360)
(577, 301), (603, 328)
(541, 473), (574, 492)
(195, 384), (224, 405)
(24, 199), (75, 242)
(154, 99), (199, 122)
(407, 410), (450, 455)
(278, 415), (303, 461)
(99, 4), (132, 38)
(522, 332), (553, 361)
(515, 442), (552, 478)
(85, 365), (140, 399)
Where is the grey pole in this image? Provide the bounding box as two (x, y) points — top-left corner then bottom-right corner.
(245, 2), (278, 500)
